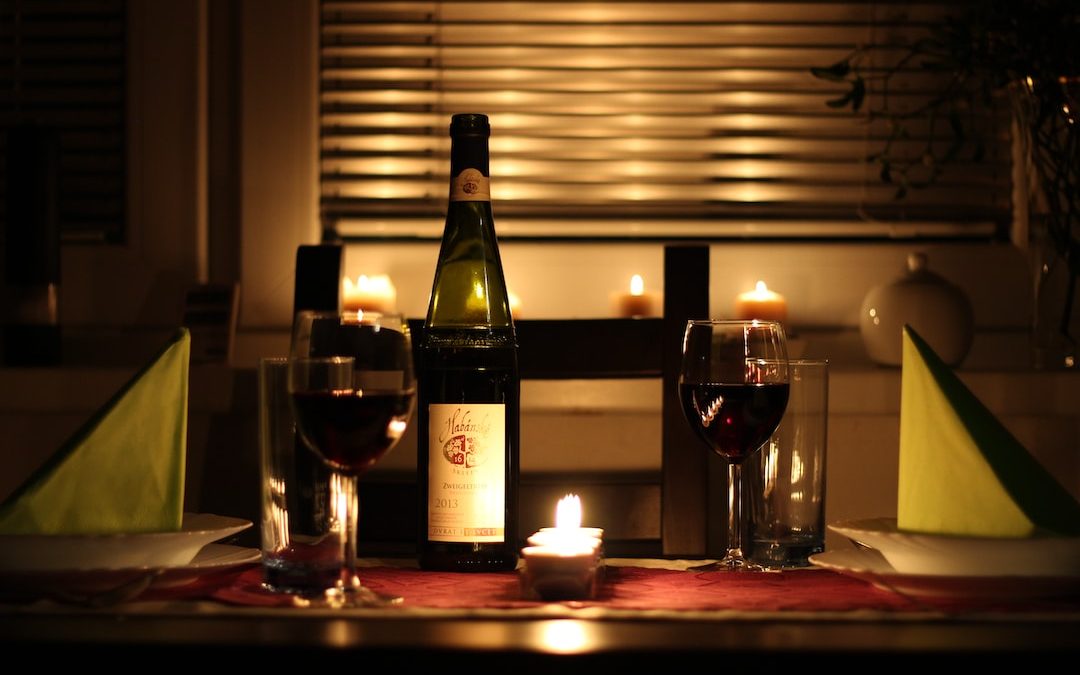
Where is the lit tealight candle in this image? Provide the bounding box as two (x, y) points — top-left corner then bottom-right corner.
(734, 280), (788, 323)
(527, 494), (603, 550)
(342, 275), (397, 314)
(522, 494), (603, 601)
(612, 274), (658, 318)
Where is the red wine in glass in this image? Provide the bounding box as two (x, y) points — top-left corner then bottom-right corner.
(291, 389), (414, 475)
(287, 311), (416, 606)
(679, 319), (790, 571)
(679, 383), (789, 463)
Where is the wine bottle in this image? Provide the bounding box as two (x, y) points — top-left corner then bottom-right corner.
(417, 113), (520, 571)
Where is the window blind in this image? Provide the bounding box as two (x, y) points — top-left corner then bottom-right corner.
(0, 0), (126, 244)
(319, 1), (1010, 240)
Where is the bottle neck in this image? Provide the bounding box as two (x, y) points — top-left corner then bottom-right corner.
(426, 128), (511, 331)
(448, 134), (490, 203)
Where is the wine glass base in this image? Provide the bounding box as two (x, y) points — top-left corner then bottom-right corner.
(688, 556), (770, 572)
(322, 582), (404, 608)
(319, 583), (406, 604)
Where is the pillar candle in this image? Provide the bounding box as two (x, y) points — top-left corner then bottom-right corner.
(612, 274), (658, 318)
(734, 280), (787, 323)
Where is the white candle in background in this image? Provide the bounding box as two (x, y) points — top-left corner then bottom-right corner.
(612, 274), (658, 318)
(734, 280), (787, 323)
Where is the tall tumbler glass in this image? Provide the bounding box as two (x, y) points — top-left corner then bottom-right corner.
(746, 359), (829, 569)
(259, 356), (340, 595)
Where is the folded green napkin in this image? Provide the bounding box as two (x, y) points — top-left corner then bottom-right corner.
(0, 329), (190, 535)
(898, 325), (1080, 537)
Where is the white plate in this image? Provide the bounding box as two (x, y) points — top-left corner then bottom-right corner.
(153, 544), (261, 587)
(0, 544), (259, 603)
(0, 513), (252, 571)
(809, 548), (1080, 600)
(829, 517), (1080, 577)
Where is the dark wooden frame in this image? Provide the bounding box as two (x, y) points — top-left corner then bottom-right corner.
(299, 244), (717, 557)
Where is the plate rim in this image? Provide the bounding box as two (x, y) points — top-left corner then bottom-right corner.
(809, 547), (1080, 597)
(0, 544), (260, 600)
(823, 515), (1080, 578)
(0, 544), (260, 578)
(0, 512), (253, 572)
(0, 512), (251, 544)
(828, 516), (1080, 544)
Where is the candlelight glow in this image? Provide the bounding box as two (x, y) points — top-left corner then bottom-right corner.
(556, 493), (583, 530)
(734, 280), (788, 322)
(344, 274), (394, 297)
(388, 418), (408, 439)
(330, 473), (346, 534)
(508, 289), (522, 319)
(613, 274), (656, 317)
(538, 620), (591, 653)
(342, 274), (397, 313)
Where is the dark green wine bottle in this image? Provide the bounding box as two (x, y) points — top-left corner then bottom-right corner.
(417, 113), (520, 572)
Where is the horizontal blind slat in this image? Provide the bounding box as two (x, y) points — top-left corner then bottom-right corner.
(319, 0), (1011, 238)
(1, 0), (127, 243)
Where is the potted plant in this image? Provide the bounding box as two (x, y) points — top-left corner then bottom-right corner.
(812, 0), (1079, 368)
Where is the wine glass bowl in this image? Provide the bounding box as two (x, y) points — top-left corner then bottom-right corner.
(288, 311), (416, 605)
(288, 357), (412, 476)
(679, 320), (790, 570)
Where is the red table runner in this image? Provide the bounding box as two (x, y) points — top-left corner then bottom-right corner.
(145, 563), (1080, 615)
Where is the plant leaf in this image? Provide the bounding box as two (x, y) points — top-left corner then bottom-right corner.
(810, 60), (851, 82)
(850, 78), (866, 111)
(826, 90), (854, 108)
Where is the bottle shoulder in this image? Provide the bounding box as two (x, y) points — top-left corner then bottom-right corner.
(421, 325), (518, 348)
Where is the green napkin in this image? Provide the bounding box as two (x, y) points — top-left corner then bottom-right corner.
(898, 325), (1080, 537)
(0, 329), (190, 535)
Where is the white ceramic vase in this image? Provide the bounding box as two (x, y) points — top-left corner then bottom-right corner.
(859, 253), (974, 367)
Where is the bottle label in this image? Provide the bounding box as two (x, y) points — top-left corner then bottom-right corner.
(449, 169), (490, 202)
(427, 403), (505, 542)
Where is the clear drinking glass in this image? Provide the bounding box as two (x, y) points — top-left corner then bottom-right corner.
(678, 320), (790, 571)
(746, 359), (829, 569)
(288, 310), (416, 606)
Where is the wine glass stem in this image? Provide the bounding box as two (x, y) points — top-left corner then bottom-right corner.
(726, 462), (744, 561)
(333, 471), (360, 594)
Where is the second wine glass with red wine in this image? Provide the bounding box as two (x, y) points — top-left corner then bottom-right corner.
(289, 310), (416, 606)
(679, 320), (789, 571)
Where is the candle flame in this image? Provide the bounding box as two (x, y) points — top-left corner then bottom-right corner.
(743, 280), (783, 301)
(556, 493), (582, 530)
(630, 274), (644, 296)
(343, 274), (396, 295)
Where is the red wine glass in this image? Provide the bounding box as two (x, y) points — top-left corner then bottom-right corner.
(679, 320), (789, 570)
(289, 310), (416, 606)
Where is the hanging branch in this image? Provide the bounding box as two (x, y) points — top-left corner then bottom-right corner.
(812, 1), (1080, 352)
